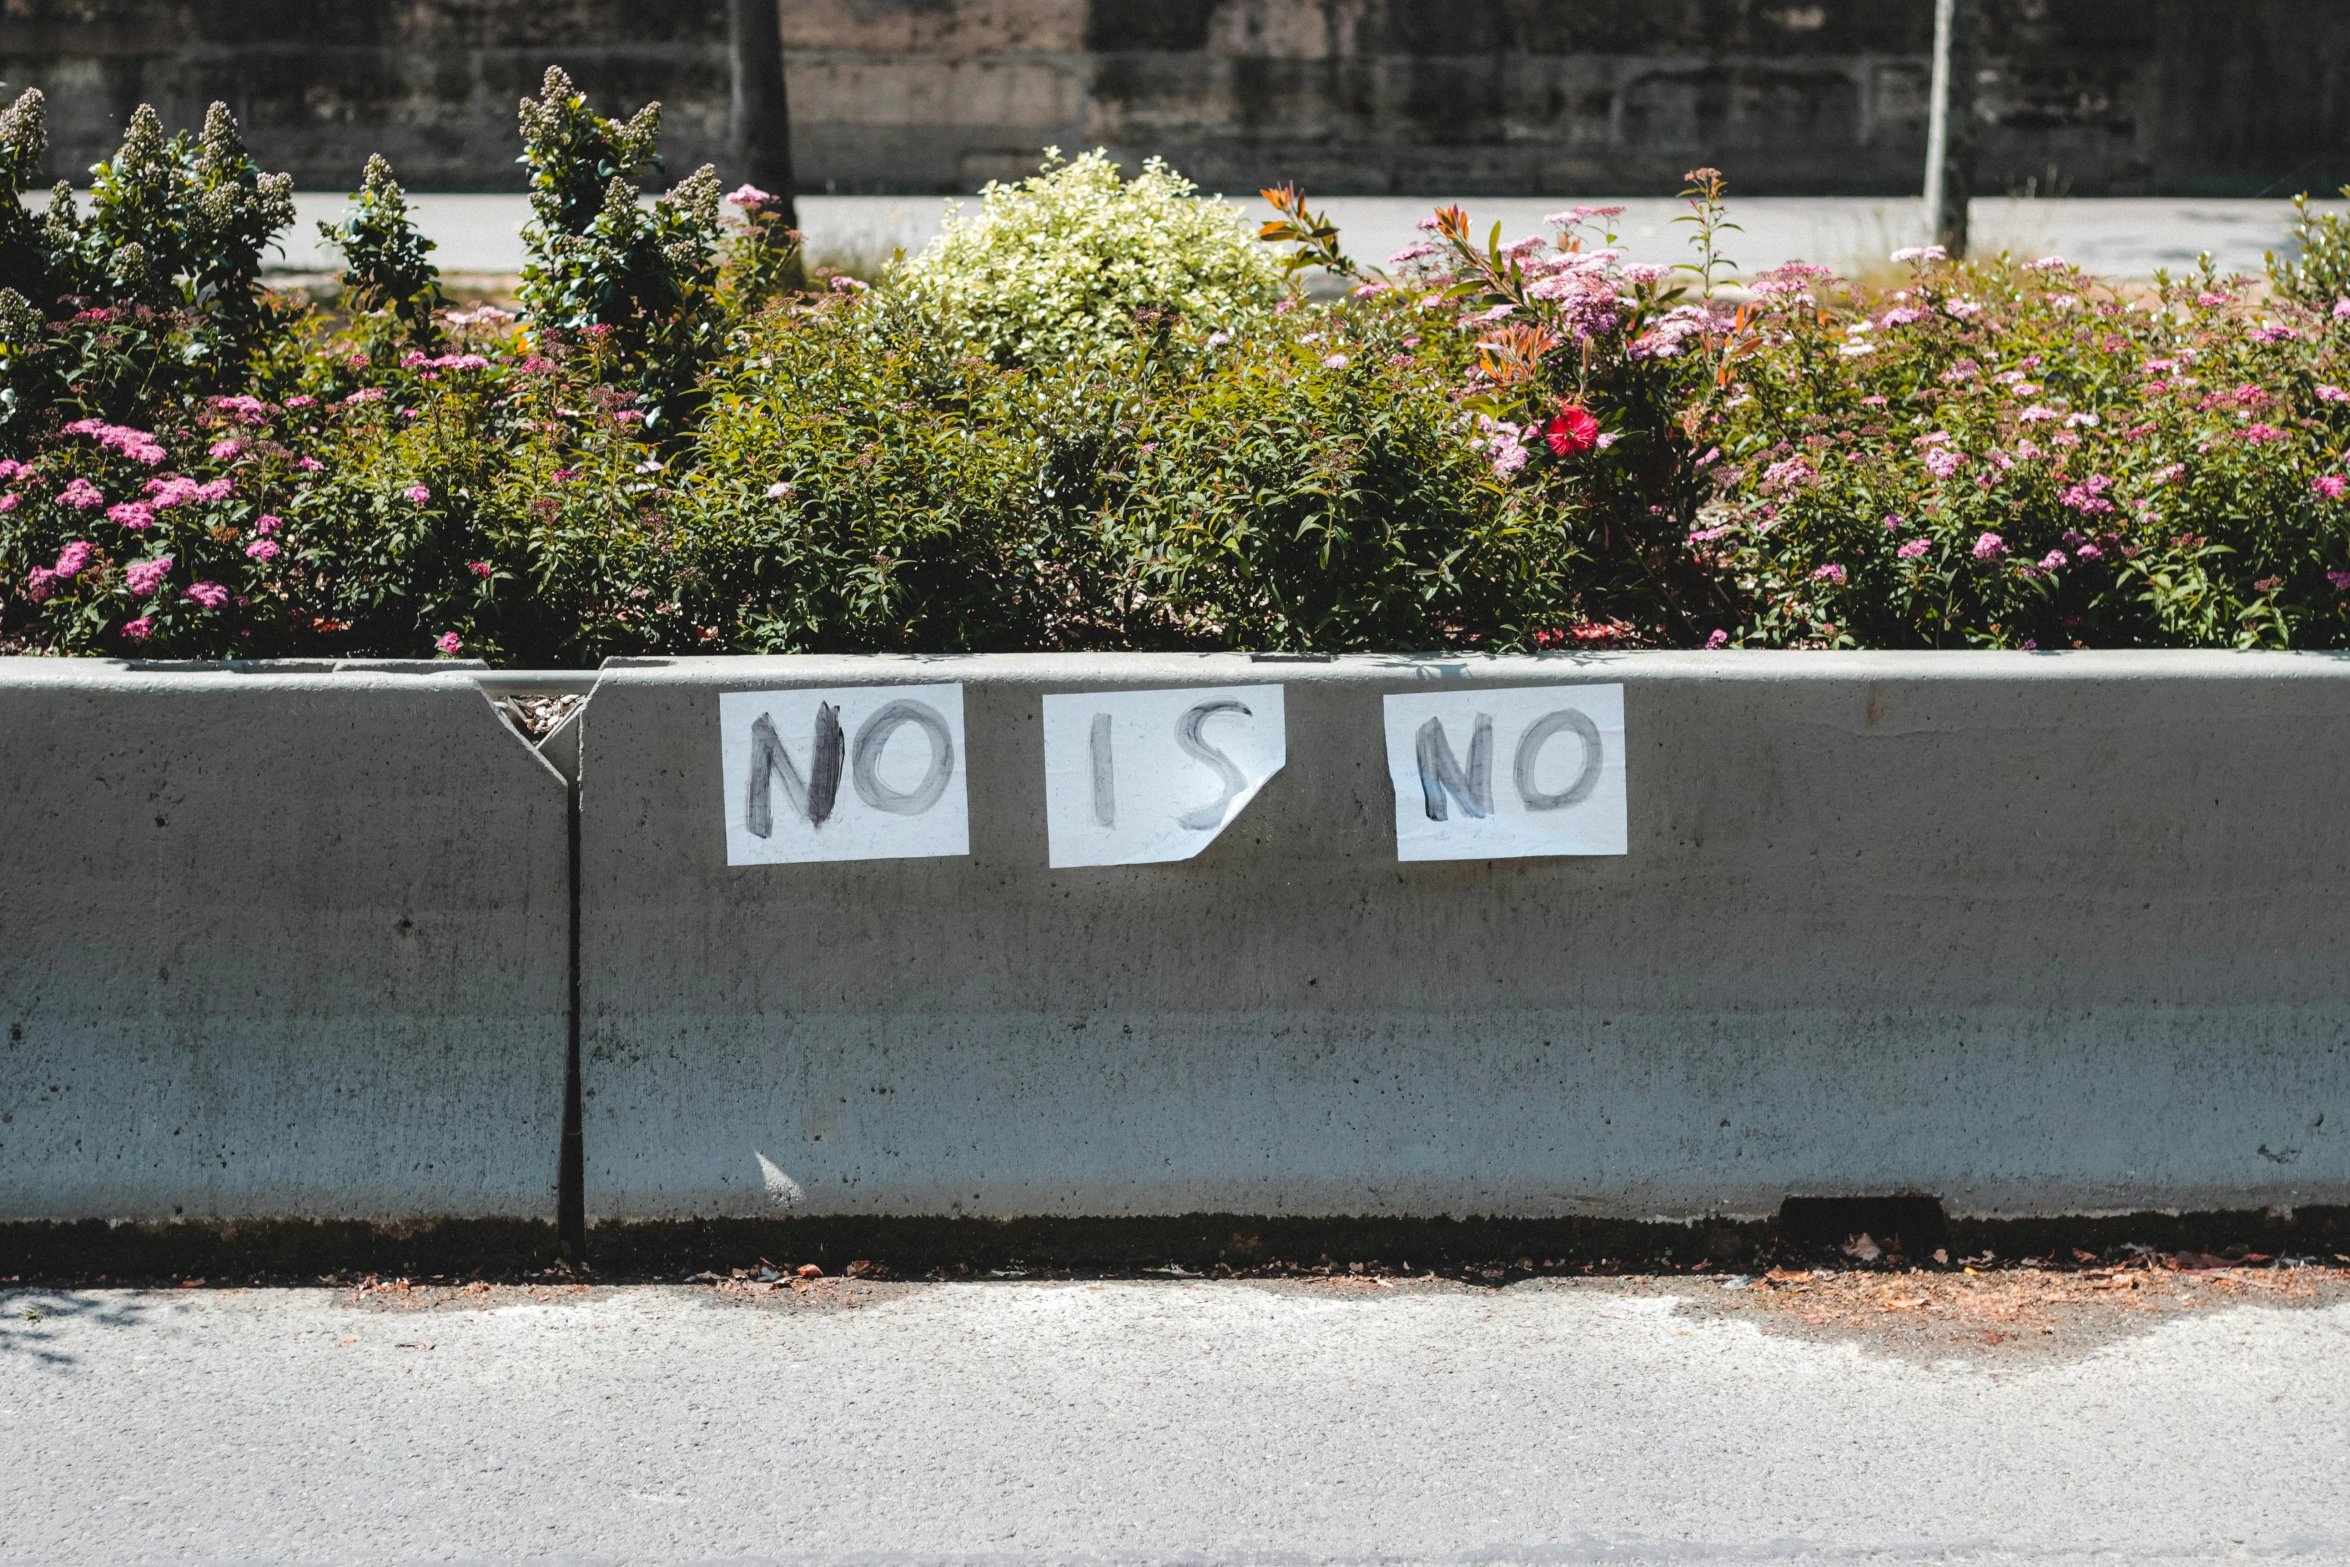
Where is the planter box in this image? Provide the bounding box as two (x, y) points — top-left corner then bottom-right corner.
(0, 660), (571, 1225)
(577, 651), (2350, 1224)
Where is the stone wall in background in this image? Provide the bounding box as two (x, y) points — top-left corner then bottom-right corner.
(0, 0), (2343, 196)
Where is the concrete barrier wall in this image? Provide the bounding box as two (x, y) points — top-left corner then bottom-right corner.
(0, 660), (571, 1222)
(578, 651), (2350, 1224)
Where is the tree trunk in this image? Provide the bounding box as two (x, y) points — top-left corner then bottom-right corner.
(728, 0), (797, 230)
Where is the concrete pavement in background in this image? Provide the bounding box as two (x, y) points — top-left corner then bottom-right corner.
(263, 194), (2344, 283)
(4, 1279), (2347, 1563)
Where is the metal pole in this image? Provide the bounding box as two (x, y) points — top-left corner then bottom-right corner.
(1924, 0), (1978, 257)
(1923, 0), (1954, 245)
(728, 0), (798, 230)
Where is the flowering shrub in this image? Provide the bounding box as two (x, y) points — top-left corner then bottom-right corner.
(1689, 251), (2350, 648)
(6, 78), (2350, 664)
(891, 149), (1283, 367)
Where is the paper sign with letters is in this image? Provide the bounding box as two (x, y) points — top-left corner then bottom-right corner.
(1041, 684), (1286, 867)
(719, 684), (970, 865)
(1382, 684), (1627, 860)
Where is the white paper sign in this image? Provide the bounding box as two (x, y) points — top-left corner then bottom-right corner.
(1382, 684), (1627, 860)
(1041, 685), (1286, 867)
(719, 684), (970, 865)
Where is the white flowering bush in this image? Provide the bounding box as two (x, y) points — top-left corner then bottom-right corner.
(891, 149), (1282, 366)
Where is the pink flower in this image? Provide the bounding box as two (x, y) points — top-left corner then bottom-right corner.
(1861, 394), (1890, 406)
(107, 501), (156, 530)
(1321, 353), (1350, 369)
(2321, 386), (2350, 403)
(1704, 629), (1729, 649)
(1204, 332), (1231, 348)
(2253, 325), (2300, 344)
(1761, 456), (1815, 490)
(59, 478), (104, 510)
(209, 439), (243, 460)
(726, 184), (775, 207)
(344, 387), (385, 405)
(284, 394), (316, 408)
(405, 484), (431, 503)
(0, 493), (15, 512)
(1972, 532), (2007, 560)
(0, 459), (20, 480)
(434, 631), (462, 656)
(1810, 563), (1847, 584)
(2330, 570), (2350, 589)
(181, 580), (228, 609)
(245, 538), (280, 562)
(401, 351), (430, 369)
(212, 394), (271, 423)
(124, 557), (174, 596)
(254, 515), (282, 535)
(2240, 422), (2286, 443)
(1387, 242), (1440, 265)
(297, 457), (324, 472)
(194, 477), (233, 502)
(119, 616), (154, 640)
(2076, 543), (2104, 560)
(1923, 447), (1966, 479)
(23, 566), (57, 601)
(54, 540), (93, 578)
(467, 560), (493, 578)
(146, 476), (201, 508)
(2315, 475), (2349, 500)
(2018, 405), (2060, 423)
(2041, 550), (2068, 570)
(1896, 538), (1931, 559)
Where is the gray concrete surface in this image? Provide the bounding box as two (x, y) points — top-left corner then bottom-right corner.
(260, 193), (2340, 282)
(3, 1279), (2347, 1563)
(577, 651), (2350, 1224)
(0, 660), (570, 1221)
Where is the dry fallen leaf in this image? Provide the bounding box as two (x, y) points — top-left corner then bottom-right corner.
(1841, 1233), (1883, 1262)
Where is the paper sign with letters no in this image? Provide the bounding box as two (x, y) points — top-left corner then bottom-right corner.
(1041, 685), (1286, 867)
(1382, 684), (1627, 860)
(719, 684), (970, 865)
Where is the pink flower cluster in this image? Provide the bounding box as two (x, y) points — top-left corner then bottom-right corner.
(1972, 532), (2006, 560)
(1896, 538), (1931, 559)
(22, 538), (94, 601)
(400, 351), (493, 371)
(182, 581), (228, 609)
(59, 478), (104, 510)
(148, 475), (234, 508)
(2061, 475), (2118, 514)
(1761, 457), (1816, 491)
(1923, 447), (1966, 480)
(63, 419), (167, 464)
(2313, 476), (2348, 500)
(1810, 563), (1846, 584)
(123, 556), (173, 596)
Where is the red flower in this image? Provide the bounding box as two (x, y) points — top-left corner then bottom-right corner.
(1545, 402), (1600, 456)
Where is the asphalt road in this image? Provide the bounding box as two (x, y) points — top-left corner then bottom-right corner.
(264, 194), (2338, 285)
(4, 1277), (2347, 1563)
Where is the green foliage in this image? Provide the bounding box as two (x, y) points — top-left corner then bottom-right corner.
(892, 148), (1283, 367)
(0, 93), (296, 437)
(515, 66), (723, 429)
(11, 100), (2350, 668)
(320, 155), (443, 354)
(2268, 190), (2350, 311)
